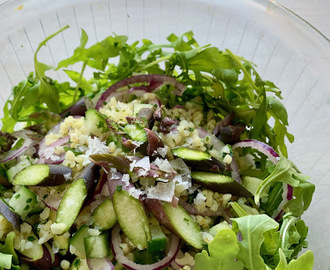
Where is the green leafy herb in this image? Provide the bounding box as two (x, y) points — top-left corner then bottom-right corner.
(275, 249), (313, 270)
(195, 228), (244, 270)
(34, 26), (70, 113)
(63, 147), (83, 156)
(232, 214), (279, 270)
(0, 232), (19, 267)
(279, 213), (309, 260)
(254, 156), (312, 206)
(27, 236), (36, 242)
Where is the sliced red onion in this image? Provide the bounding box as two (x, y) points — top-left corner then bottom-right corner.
(60, 97), (87, 117)
(145, 128), (164, 157)
(232, 139), (279, 164)
(87, 172), (108, 205)
(197, 128), (225, 152)
(230, 156), (241, 183)
(96, 74), (186, 110)
(172, 105), (184, 109)
(171, 196), (179, 208)
(33, 187), (62, 210)
(233, 139), (293, 220)
(38, 136), (70, 164)
(0, 135), (33, 163)
(43, 195), (61, 211)
(144, 199), (170, 226)
(38, 122), (63, 156)
(272, 182), (293, 221)
(111, 224), (180, 270)
(153, 107), (162, 120)
(107, 170), (133, 197)
(104, 89), (148, 105)
(87, 257), (114, 270)
(0, 144), (30, 163)
(38, 116), (82, 157)
(170, 262), (182, 270)
(287, 184), (293, 200)
(274, 210), (284, 222)
(149, 97), (162, 108)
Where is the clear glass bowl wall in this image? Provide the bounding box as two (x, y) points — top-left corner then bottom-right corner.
(0, 0), (329, 268)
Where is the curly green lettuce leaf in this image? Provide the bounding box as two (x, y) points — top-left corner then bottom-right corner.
(232, 214), (279, 270)
(195, 228), (244, 270)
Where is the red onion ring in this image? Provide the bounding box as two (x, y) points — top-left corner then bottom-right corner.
(171, 196), (179, 208)
(33, 187), (62, 210)
(230, 156), (241, 183)
(0, 135), (33, 163)
(95, 74), (186, 110)
(38, 122), (63, 155)
(38, 136), (70, 164)
(232, 139), (279, 164)
(87, 257), (114, 270)
(287, 184), (293, 200)
(107, 170), (133, 198)
(233, 139), (293, 220)
(38, 116), (82, 158)
(170, 262), (182, 270)
(111, 224), (180, 270)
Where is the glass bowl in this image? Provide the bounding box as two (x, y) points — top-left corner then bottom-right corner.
(0, 0), (329, 268)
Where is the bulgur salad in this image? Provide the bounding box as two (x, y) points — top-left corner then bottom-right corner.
(0, 27), (315, 270)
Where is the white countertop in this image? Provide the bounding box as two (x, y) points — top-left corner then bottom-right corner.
(276, 0), (330, 39)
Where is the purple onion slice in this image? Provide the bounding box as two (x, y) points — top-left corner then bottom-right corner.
(95, 74), (186, 110)
(233, 139), (293, 220)
(232, 139), (279, 164)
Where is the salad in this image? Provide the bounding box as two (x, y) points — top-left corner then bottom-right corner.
(0, 27), (315, 270)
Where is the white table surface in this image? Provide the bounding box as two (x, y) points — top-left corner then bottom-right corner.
(276, 0), (330, 39)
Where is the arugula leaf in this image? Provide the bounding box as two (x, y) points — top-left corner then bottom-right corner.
(188, 48), (236, 72)
(195, 228), (244, 270)
(232, 214), (279, 270)
(279, 213), (309, 260)
(275, 249), (313, 270)
(230, 202), (259, 217)
(0, 232), (19, 266)
(254, 156), (311, 205)
(167, 31), (199, 51)
(283, 179), (315, 217)
(261, 183), (285, 216)
(34, 25), (69, 113)
(56, 30), (128, 69)
(1, 102), (16, 133)
(0, 253), (12, 269)
(63, 69), (94, 94)
(262, 229), (280, 257)
(267, 96), (288, 126)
